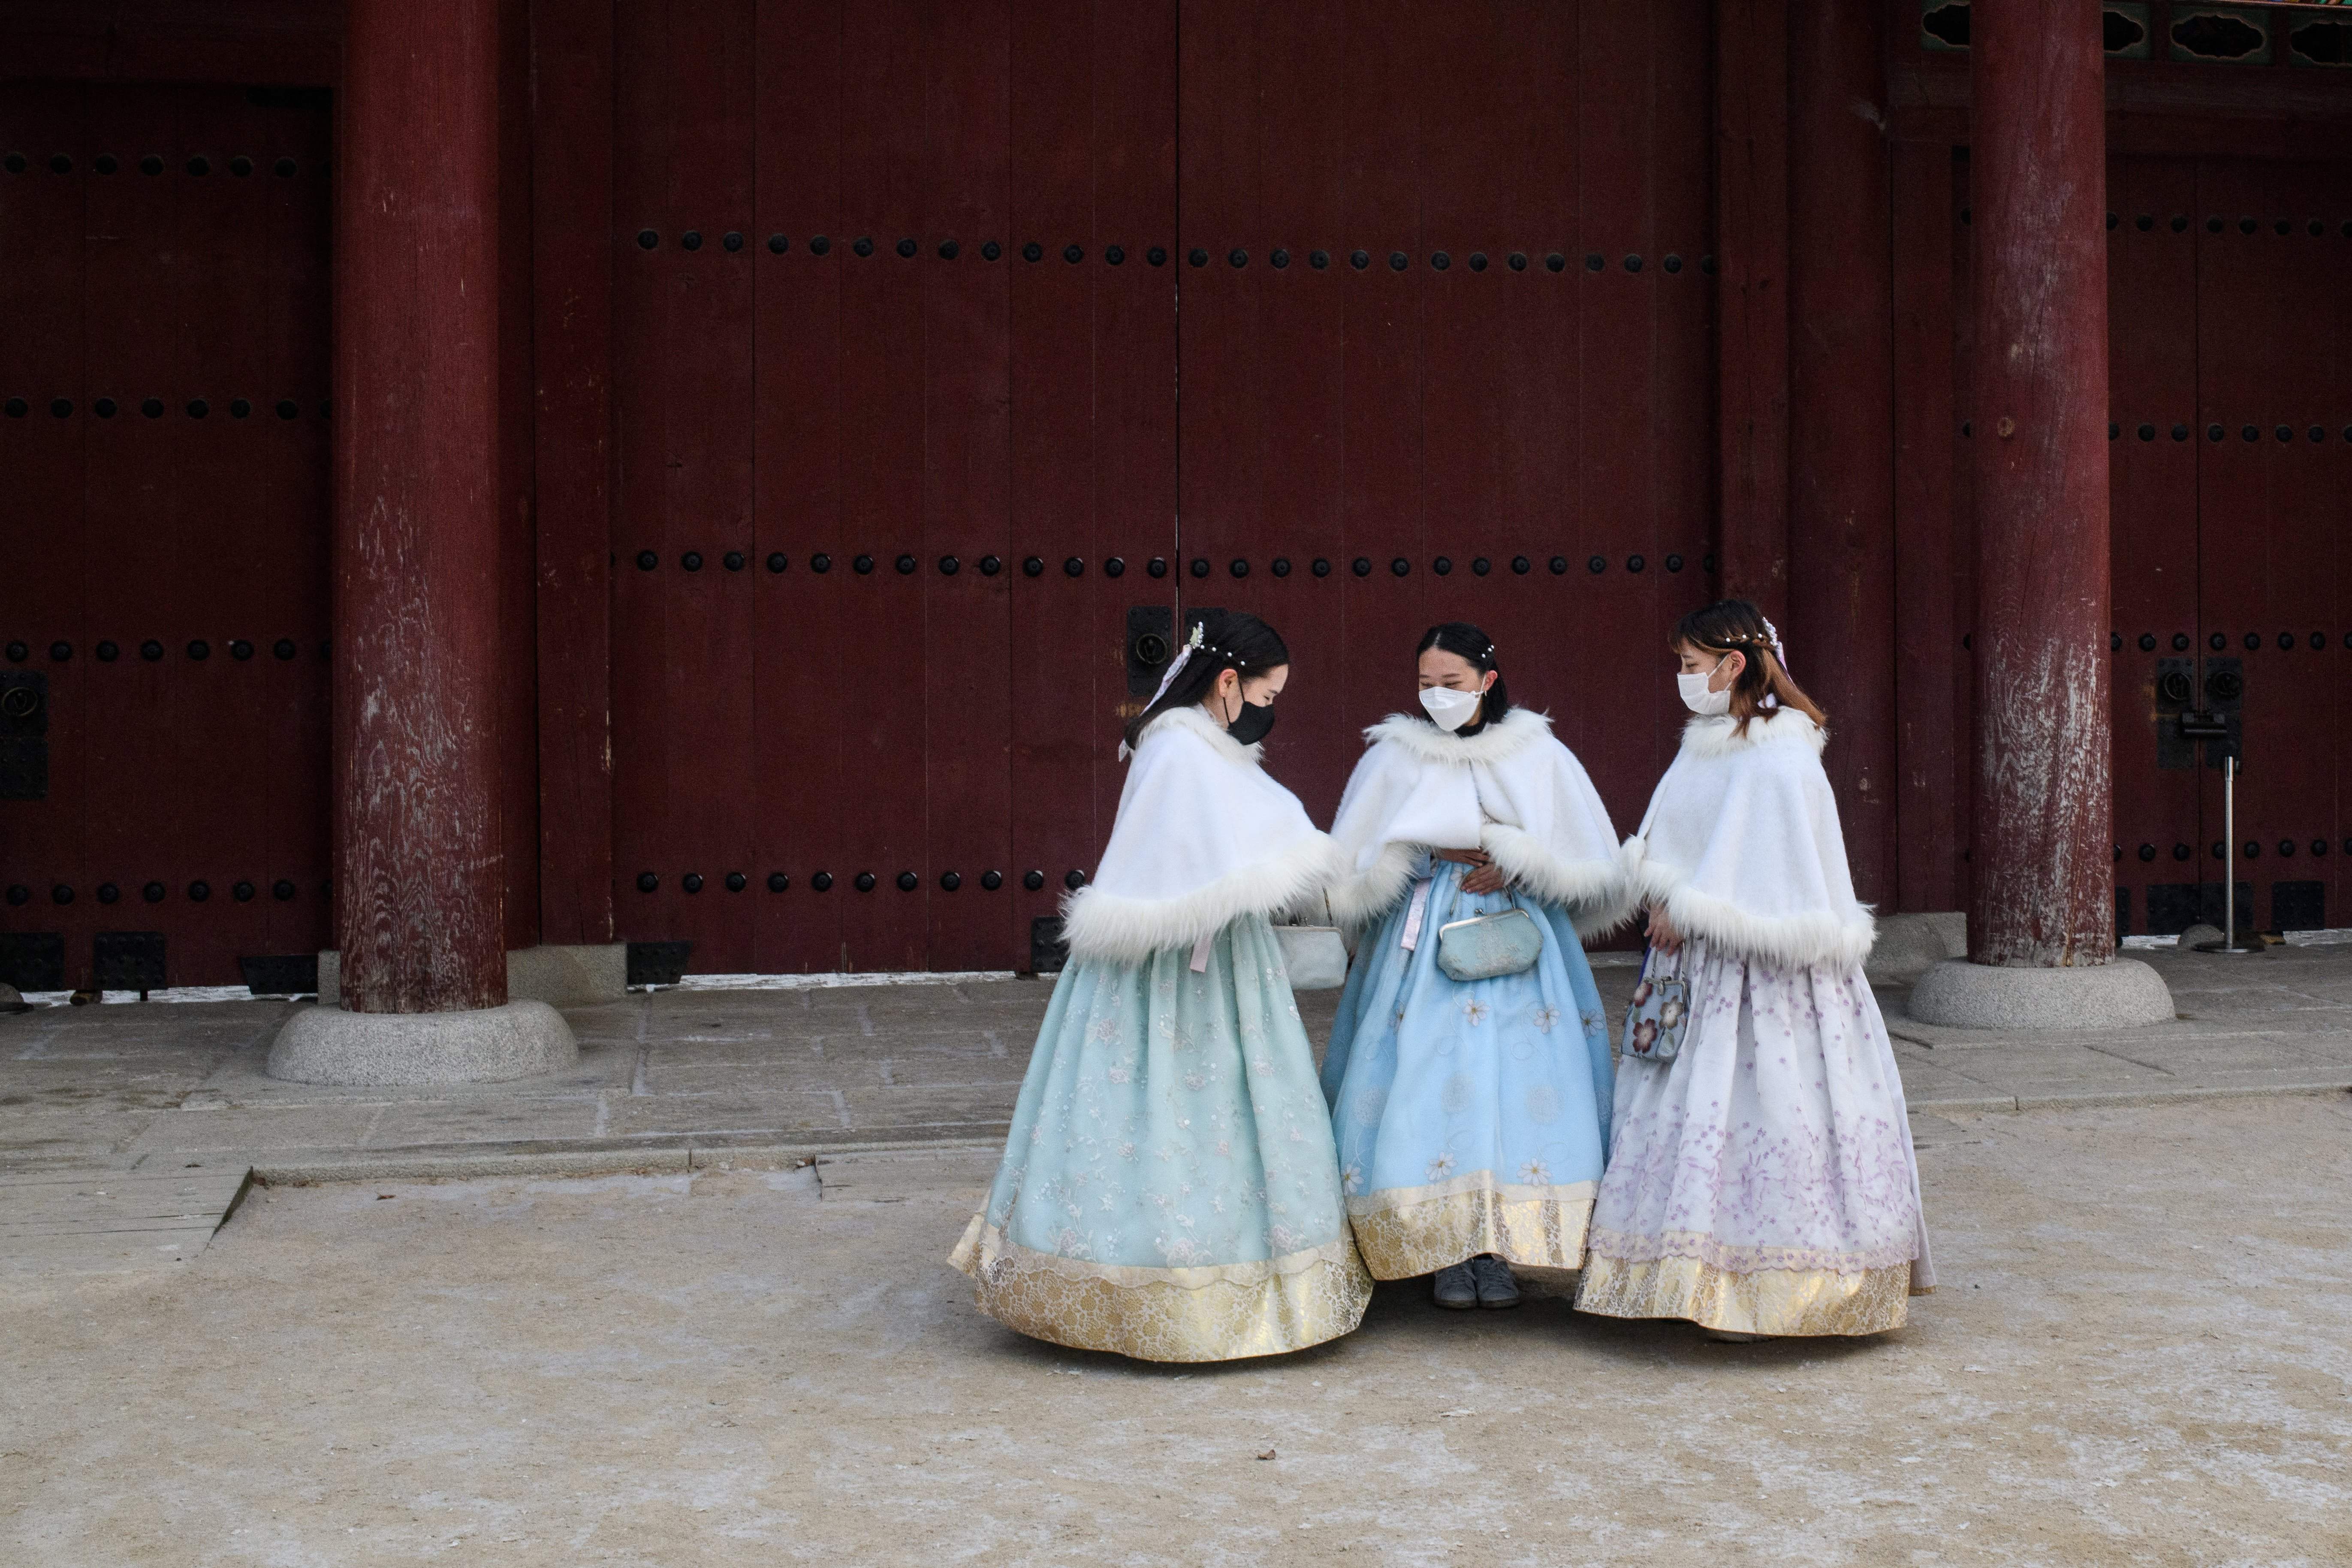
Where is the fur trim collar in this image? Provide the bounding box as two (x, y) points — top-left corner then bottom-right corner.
(1362, 705), (1550, 765)
(1679, 708), (1826, 759)
(1135, 703), (1263, 766)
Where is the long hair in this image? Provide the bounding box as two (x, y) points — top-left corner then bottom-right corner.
(1121, 609), (1291, 751)
(1672, 599), (1827, 734)
(1414, 621), (1511, 734)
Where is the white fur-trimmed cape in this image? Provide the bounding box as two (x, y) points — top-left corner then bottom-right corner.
(1059, 706), (1346, 965)
(1324, 707), (1628, 936)
(1621, 709), (1877, 968)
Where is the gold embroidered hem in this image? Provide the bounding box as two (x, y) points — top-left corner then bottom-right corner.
(949, 1216), (1373, 1363)
(1574, 1251), (1915, 1336)
(1344, 1173), (1598, 1280)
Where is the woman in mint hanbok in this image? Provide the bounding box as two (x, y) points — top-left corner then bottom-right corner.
(950, 612), (1371, 1361)
(1321, 624), (1629, 1310)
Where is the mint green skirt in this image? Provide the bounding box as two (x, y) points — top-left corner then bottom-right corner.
(951, 914), (1372, 1361)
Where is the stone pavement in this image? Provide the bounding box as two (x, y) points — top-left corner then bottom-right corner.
(2, 945), (2350, 1200)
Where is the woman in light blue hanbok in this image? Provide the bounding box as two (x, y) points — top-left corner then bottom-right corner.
(1321, 623), (1628, 1309)
(951, 612), (1372, 1361)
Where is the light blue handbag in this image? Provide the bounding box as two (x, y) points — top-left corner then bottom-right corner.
(1435, 887), (1545, 982)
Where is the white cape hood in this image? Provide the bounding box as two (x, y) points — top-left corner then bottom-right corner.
(1059, 706), (1345, 965)
(1622, 710), (1876, 968)
(1324, 707), (1627, 935)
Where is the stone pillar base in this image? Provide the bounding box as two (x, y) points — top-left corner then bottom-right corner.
(266, 999), (579, 1086)
(1905, 958), (2175, 1031)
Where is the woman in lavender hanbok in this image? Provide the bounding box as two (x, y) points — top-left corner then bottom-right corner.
(1576, 599), (1936, 1338)
(950, 611), (1371, 1362)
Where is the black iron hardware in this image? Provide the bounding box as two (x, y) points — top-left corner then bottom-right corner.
(940, 871), (962, 891)
(768, 873), (788, 892)
(1022, 870), (1045, 891)
(637, 872), (658, 892)
(897, 871), (919, 890)
(725, 872), (747, 892)
(854, 872), (877, 891)
(0, 670), (47, 800)
(813, 872), (833, 890)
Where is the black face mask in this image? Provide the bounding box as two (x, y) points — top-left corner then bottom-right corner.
(1226, 699), (1278, 746)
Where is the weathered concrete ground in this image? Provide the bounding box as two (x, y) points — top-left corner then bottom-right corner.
(5, 1094), (2348, 1567)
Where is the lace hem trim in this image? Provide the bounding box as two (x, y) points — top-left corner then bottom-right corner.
(1575, 1253), (1917, 1336)
(1345, 1173), (1598, 1279)
(950, 1214), (1362, 1291)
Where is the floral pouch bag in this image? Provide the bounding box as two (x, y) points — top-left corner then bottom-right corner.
(1620, 945), (1689, 1064)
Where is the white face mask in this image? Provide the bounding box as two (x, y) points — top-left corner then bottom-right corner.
(1419, 684), (1484, 732)
(1677, 667), (1732, 717)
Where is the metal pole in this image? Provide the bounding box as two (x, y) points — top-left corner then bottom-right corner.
(2224, 755), (2236, 947)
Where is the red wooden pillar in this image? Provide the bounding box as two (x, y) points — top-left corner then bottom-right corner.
(332, 0), (509, 1013)
(1786, 0), (1898, 906)
(1968, 0), (2112, 966)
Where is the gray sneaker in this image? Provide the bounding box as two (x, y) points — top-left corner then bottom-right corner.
(1432, 1262), (1478, 1309)
(1468, 1254), (1521, 1309)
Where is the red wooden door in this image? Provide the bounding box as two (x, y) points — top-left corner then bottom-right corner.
(0, 84), (332, 991)
(609, 1), (1179, 974)
(1174, 0), (1715, 841)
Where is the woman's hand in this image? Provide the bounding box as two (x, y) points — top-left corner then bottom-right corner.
(1460, 861), (1510, 895)
(1431, 847), (1489, 866)
(1645, 903), (1683, 955)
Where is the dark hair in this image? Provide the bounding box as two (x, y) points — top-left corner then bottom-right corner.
(1122, 609), (1291, 751)
(1671, 598), (1827, 733)
(1414, 621), (1511, 733)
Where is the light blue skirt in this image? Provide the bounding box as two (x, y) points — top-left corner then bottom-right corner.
(1320, 858), (1615, 1280)
(951, 914), (1372, 1361)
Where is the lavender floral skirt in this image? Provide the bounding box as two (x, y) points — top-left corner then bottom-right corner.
(1575, 939), (1936, 1336)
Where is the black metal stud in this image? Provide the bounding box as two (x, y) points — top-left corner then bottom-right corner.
(1587, 556), (1606, 574)
(187, 155), (210, 175)
(276, 157), (298, 178)
(724, 232), (743, 252)
(1508, 252), (1528, 271)
(230, 640), (253, 660)
(2174, 844), (2191, 862)
(140, 640), (163, 661)
(853, 236), (874, 256)
(93, 639), (119, 661)
(2244, 632), (2261, 650)
(2138, 844), (2156, 862)
(1, 152), (22, 173)
(2209, 424), (2224, 442)
(1061, 557), (1083, 578)
(2138, 423), (2155, 441)
(189, 880), (211, 902)
(1270, 248), (1288, 268)
(980, 870), (1003, 890)
(811, 236), (831, 255)
(2, 398), (22, 418)
(2109, 422), (2120, 440)
(768, 872), (788, 892)
(1350, 250), (1369, 270)
(724, 551), (745, 571)
(51, 884), (72, 905)
(1023, 557), (1045, 577)
(1, 885), (22, 906)
(48, 641), (69, 661)
(1064, 869), (1086, 890)
(938, 555), (960, 576)
(1105, 557), (1125, 578)
(980, 555), (1002, 576)
(2280, 632), (2296, 650)
(897, 554), (918, 575)
(1550, 556), (1569, 574)
(2172, 424), (2188, 441)
(854, 872), (877, 891)
(1549, 253), (1568, 272)
(1512, 556), (1531, 575)
(1624, 254), (1643, 272)
(1627, 554), (1646, 573)
(1666, 553), (1685, 572)
(140, 154), (163, 175)
(637, 229), (658, 250)
(723, 871), (746, 893)
(1390, 557), (1410, 576)
(1229, 248), (1247, 268)
(277, 399), (299, 419)
(1352, 558), (1372, 576)
(1230, 558), (1248, 578)
(683, 873), (704, 893)
(1664, 254), (1683, 274)
(233, 881), (255, 902)
(1146, 247), (1166, 265)
(637, 872), (658, 892)
(896, 871), (919, 891)
(2173, 633), (2189, 651)
(1310, 250), (1330, 269)
(273, 880), (296, 900)
(229, 398), (250, 418)
(897, 238), (917, 258)
(2210, 632), (2227, 650)
(1191, 558), (1210, 579)
(1188, 248), (1208, 267)
(682, 551), (703, 571)
(1584, 253), (1603, 272)
(2278, 425), (2294, 442)
(1, 641), (20, 661)
(1431, 251), (1450, 271)
(98, 883), (120, 904)
(767, 552), (788, 573)
(1433, 556), (1452, 576)
(1388, 251), (1408, 271)
(1271, 558), (1291, 578)
(1312, 558), (1331, 577)
(1469, 253), (1488, 272)
(812, 553), (832, 572)
(2138, 633), (2156, 651)
(2243, 841), (2260, 858)
(2243, 425), (2259, 441)
(854, 555), (874, 574)
(1022, 870), (1045, 891)
(2314, 632), (2328, 649)
(940, 871), (962, 891)
(1058, 244), (1081, 264)
(144, 881), (166, 903)
(769, 234), (788, 254)
(1105, 244), (1123, 265)
(2315, 426), (2329, 443)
